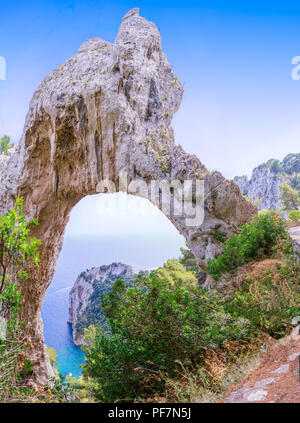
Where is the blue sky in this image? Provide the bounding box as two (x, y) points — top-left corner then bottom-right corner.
(0, 1), (300, 235)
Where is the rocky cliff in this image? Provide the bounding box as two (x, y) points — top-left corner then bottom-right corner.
(68, 262), (134, 345)
(0, 8), (256, 384)
(234, 153), (300, 210)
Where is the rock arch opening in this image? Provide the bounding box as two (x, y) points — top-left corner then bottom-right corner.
(42, 192), (186, 377)
(0, 8), (255, 383)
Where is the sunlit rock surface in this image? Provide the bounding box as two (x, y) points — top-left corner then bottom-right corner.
(0, 8), (256, 384)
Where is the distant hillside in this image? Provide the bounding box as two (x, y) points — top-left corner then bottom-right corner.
(234, 153), (300, 210)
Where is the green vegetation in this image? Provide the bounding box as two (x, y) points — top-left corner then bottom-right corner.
(75, 266), (135, 339)
(0, 198), (41, 299)
(209, 224), (227, 244)
(155, 258), (197, 287)
(258, 153), (300, 176)
(0, 199), (73, 403)
(288, 209), (300, 221)
(179, 243), (206, 284)
(80, 229), (299, 402)
(0, 135), (13, 154)
(83, 273), (251, 402)
(206, 212), (290, 281)
(46, 346), (59, 368)
(256, 153), (300, 196)
(279, 182), (300, 211)
(281, 153), (300, 175)
(223, 258), (300, 339)
(1, 197), (299, 403)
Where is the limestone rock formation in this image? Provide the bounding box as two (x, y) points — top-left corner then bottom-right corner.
(234, 153), (300, 211)
(68, 263), (134, 345)
(0, 8), (256, 384)
(288, 225), (300, 258)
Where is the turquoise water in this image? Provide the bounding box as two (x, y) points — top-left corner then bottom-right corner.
(41, 234), (185, 378)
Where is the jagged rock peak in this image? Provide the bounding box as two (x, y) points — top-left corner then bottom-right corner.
(0, 9), (256, 384)
(122, 7), (140, 20)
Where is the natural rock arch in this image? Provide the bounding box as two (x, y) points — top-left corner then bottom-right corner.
(0, 8), (256, 384)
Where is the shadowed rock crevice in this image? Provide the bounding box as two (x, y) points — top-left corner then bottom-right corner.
(0, 8), (256, 384)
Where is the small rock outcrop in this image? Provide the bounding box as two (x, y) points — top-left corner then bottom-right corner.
(0, 8), (256, 383)
(68, 263), (134, 345)
(288, 224), (300, 257)
(234, 153), (300, 210)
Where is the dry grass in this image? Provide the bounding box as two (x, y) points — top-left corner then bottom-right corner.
(217, 258), (282, 292)
(146, 337), (271, 403)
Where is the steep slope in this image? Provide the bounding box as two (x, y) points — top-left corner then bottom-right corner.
(224, 326), (300, 403)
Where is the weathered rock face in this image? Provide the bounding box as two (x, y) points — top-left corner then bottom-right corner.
(288, 225), (300, 258)
(234, 154), (300, 211)
(234, 167), (283, 210)
(0, 8), (256, 384)
(68, 263), (134, 345)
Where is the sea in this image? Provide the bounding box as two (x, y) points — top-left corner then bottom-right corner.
(41, 233), (185, 378)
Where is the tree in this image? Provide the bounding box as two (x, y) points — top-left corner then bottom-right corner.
(288, 210), (300, 222)
(155, 258), (197, 287)
(0, 199), (41, 400)
(179, 243), (206, 284)
(279, 182), (300, 211)
(0, 197), (41, 299)
(45, 346), (58, 368)
(0, 135), (13, 154)
(0, 200), (73, 402)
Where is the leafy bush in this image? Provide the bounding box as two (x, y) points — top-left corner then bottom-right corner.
(206, 213), (290, 281)
(223, 258), (300, 339)
(75, 267), (135, 339)
(279, 182), (300, 211)
(83, 273), (250, 402)
(0, 135), (13, 155)
(288, 209), (300, 222)
(0, 197), (41, 303)
(82, 250), (299, 402)
(0, 199), (72, 403)
(155, 258), (197, 287)
(179, 243), (206, 284)
(46, 346), (59, 368)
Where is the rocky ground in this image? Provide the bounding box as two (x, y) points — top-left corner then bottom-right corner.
(289, 225), (300, 244)
(224, 327), (300, 403)
(288, 221), (300, 255)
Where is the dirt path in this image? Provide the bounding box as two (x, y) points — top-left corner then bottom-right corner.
(224, 327), (300, 403)
(223, 222), (300, 403)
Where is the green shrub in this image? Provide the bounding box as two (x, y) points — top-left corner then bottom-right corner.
(0, 135), (13, 154)
(223, 258), (300, 338)
(0, 198), (73, 403)
(288, 209), (300, 222)
(207, 213), (290, 281)
(179, 243), (206, 284)
(83, 273), (250, 402)
(155, 258), (197, 287)
(279, 182), (300, 211)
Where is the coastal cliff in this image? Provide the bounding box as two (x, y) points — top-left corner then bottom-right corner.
(234, 153), (300, 210)
(68, 262), (134, 345)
